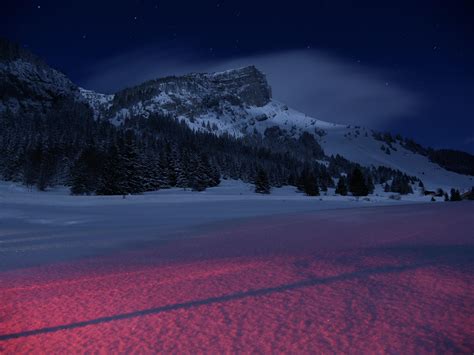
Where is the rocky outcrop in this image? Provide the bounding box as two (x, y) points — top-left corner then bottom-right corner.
(102, 66), (272, 121)
(208, 65), (272, 107)
(0, 38), (79, 115)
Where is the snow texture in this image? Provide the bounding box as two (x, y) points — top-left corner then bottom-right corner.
(1, 182), (473, 353)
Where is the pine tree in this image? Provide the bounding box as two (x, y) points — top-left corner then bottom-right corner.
(467, 187), (474, 201)
(255, 168), (270, 194)
(70, 152), (92, 195)
(390, 175), (413, 195)
(96, 145), (127, 195)
(157, 151), (171, 188)
(167, 145), (178, 187)
(349, 167), (369, 196)
(303, 171), (319, 196)
(191, 155), (209, 192)
(70, 147), (101, 195)
(366, 175), (375, 194)
(120, 132), (145, 194)
(450, 188), (462, 201)
(23, 142), (42, 189)
(37, 147), (56, 191)
(335, 175), (348, 196)
(175, 151), (190, 189)
(209, 165), (221, 187)
(142, 153), (161, 191)
(70, 167), (89, 195)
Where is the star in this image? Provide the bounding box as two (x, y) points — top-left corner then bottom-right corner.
(37, 5), (41, 9)
(82, 34), (87, 40)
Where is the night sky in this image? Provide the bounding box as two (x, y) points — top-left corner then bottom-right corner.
(2, 0), (473, 152)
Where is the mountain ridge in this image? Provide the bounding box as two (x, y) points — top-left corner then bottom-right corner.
(0, 38), (472, 191)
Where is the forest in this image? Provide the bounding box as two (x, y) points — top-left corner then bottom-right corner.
(0, 99), (419, 196)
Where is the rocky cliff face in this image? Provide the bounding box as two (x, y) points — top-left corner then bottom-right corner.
(0, 38), (79, 115)
(208, 65), (272, 106)
(98, 65), (272, 123)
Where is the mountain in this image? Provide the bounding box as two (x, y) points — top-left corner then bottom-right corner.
(78, 66), (472, 191)
(1, 38), (473, 193)
(0, 38), (80, 115)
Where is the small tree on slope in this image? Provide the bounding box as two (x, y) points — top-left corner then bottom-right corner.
(335, 175), (348, 196)
(303, 171), (320, 196)
(450, 188), (462, 201)
(255, 168), (271, 194)
(349, 167), (369, 197)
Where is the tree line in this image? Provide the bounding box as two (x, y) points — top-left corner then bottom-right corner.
(0, 98), (422, 196)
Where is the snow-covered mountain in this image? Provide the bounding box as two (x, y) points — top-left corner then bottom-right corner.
(1, 38), (472, 190)
(0, 39), (80, 115)
(77, 66), (472, 190)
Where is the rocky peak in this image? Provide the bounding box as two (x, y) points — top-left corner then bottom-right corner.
(207, 66), (272, 107)
(0, 38), (48, 67)
(109, 65), (271, 113)
(0, 38), (79, 115)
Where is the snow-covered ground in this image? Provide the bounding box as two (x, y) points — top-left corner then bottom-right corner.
(0, 178), (453, 273)
(0, 179), (432, 269)
(0, 178), (440, 207)
(1, 190), (473, 353)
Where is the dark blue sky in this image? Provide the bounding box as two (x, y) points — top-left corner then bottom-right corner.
(2, 0), (473, 152)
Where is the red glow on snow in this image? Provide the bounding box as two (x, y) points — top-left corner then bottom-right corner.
(1, 206), (473, 353)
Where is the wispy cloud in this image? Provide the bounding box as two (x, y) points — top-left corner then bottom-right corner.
(79, 48), (421, 128)
(465, 136), (474, 145)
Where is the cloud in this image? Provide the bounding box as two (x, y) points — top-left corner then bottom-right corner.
(465, 136), (474, 145)
(79, 48), (421, 128)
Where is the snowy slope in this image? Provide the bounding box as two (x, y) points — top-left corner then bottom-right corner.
(78, 88), (114, 118)
(318, 125), (474, 190)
